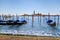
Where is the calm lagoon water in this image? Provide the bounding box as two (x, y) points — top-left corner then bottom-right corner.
(0, 16), (60, 37)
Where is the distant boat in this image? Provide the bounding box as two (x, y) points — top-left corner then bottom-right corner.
(0, 20), (27, 25)
(47, 20), (56, 27)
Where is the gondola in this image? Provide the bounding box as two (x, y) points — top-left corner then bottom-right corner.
(0, 20), (27, 25)
(47, 20), (56, 27)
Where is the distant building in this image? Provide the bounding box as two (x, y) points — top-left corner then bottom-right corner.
(32, 13), (42, 16)
(22, 14), (29, 16)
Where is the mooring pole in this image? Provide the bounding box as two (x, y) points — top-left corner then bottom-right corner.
(48, 13), (50, 20)
(32, 15), (34, 27)
(16, 14), (19, 20)
(2, 14), (3, 20)
(57, 15), (59, 26)
(24, 14), (25, 20)
(16, 14), (17, 20)
(43, 15), (45, 24)
(54, 15), (55, 21)
(28, 15), (29, 21)
(0, 15), (1, 20)
(40, 15), (41, 25)
(32, 10), (35, 27)
(13, 15), (14, 20)
(10, 15), (12, 19)
(38, 13), (39, 23)
(9, 14), (11, 20)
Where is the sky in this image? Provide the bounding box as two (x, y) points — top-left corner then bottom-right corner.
(0, 0), (60, 15)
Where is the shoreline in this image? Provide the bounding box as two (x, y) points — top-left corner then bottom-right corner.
(0, 34), (60, 40)
(0, 33), (60, 38)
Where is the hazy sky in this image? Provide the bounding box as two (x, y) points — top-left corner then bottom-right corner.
(0, 0), (60, 15)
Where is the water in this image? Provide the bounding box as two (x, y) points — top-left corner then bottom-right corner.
(0, 16), (60, 37)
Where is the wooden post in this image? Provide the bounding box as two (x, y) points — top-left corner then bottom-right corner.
(0, 15), (1, 20)
(32, 15), (34, 27)
(40, 15), (41, 25)
(13, 15), (14, 20)
(2, 14), (4, 20)
(38, 13), (39, 23)
(28, 15), (29, 21)
(32, 10), (35, 27)
(43, 15), (45, 24)
(48, 13), (50, 20)
(8, 14), (11, 20)
(16, 14), (19, 20)
(16, 14), (17, 20)
(57, 15), (59, 26)
(2, 14), (3, 20)
(24, 14), (25, 20)
(54, 15), (55, 21)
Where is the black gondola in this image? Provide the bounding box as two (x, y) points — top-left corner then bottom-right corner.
(47, 20), (56, 27)
(0, 20), (27, 25)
